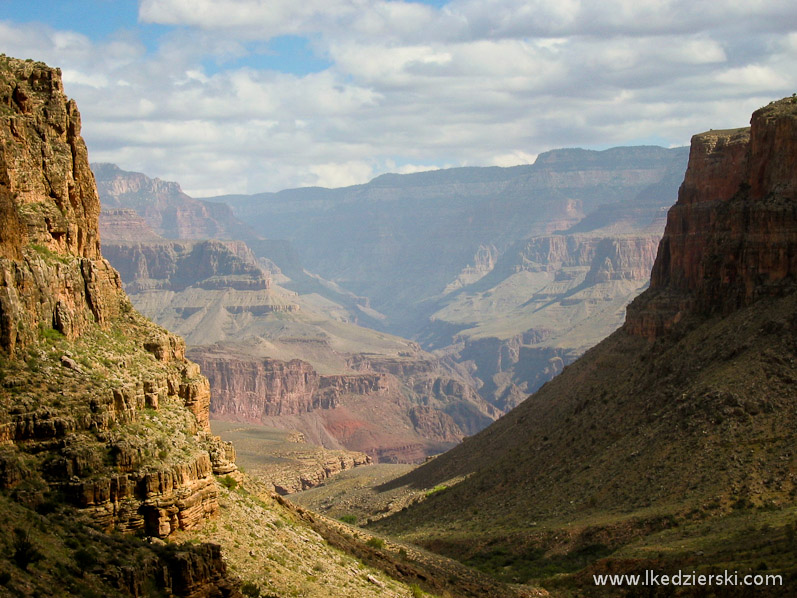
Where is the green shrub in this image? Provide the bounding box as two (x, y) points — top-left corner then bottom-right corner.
(39, 326), (65, 342)
(74, 548), (97, 572)
(366, 537), (384, 549)
(219, 475), (238, 490)
(425, 484), (448, 497)
(339, 514), (357, 525)
(12, 528), (43, 571)
(241, 582), (261, 597)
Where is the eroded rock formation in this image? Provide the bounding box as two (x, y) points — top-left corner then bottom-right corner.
(94, 162), (255, 240)
(627, 98), (797, 339)
(191, 348), (491, 462)
(0, 56), (235, 542)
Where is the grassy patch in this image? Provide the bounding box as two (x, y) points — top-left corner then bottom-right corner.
(425, 485), (448, 498)
(465, 543), (613, 584)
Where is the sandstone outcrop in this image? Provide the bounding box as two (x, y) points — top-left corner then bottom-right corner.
(627, 98), (797, 339)
(0, 56), (235, 543)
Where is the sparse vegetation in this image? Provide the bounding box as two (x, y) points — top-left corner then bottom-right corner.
(12, 528), (43, 571)
(425, 485), (447, 498)
(365, 537), (384, 549)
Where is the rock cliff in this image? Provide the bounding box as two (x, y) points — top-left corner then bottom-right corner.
(627, 98), (797, 339)
(93, 162), (256, 241)
(211, 422), (373, 495)
(191, 347), (495, 462)
(0, 56), (236, 540)
(435, 232), (660, 408)
(99, 208), (164, 241)
(103, 238), (271, 293)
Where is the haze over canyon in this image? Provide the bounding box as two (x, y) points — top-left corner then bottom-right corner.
(95, 143), (688, 463)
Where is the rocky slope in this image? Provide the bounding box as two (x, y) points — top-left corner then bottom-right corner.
(210, 421), (372, 495)
(0, 54), (239, 596)
(371, 97), (797, 593)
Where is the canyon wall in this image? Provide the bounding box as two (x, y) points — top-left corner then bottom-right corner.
(94, 162), (256, 241)
(436, 232), (661, 408)
(627, 98), (797, 339)
(103, 238), (271, 293)
(0, 56), (235, 542)
(209, 145), (687, 332)
(191, 347), (495, 462)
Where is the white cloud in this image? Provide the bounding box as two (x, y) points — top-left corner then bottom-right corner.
(1, 1), (795, 196)
(490, 151), (538, 167)
(309, 161), (374, 188)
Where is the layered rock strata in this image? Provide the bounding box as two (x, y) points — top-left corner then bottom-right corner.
(627, 99), (797, 339)
(93, 162), (255, 240)
(195, 355), (388, 418)
(193, 348), (497, 462)
(0, 56), (235, 541)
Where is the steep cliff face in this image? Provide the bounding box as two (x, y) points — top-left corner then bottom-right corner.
(627, 98), (797, 339)
(0, 57), (235, 543)
(0, 59), (99, 262)
(103, 239), (270, 293)
(0, 57), (110, 355)
(99, 208), (164, 241)
(99, 145), (685, 436)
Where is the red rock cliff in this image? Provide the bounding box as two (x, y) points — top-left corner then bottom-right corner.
(190, 352), (389, 419)
(0, 56), (235, 541)
(626, 97), (797, 339)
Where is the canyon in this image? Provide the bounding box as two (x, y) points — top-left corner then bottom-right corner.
(97, 145), (688, 455)
(4, 48), (795, 598)
(98, 205), (496, 462)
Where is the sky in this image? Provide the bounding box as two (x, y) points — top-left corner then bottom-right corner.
(1, 0), (795, 196)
